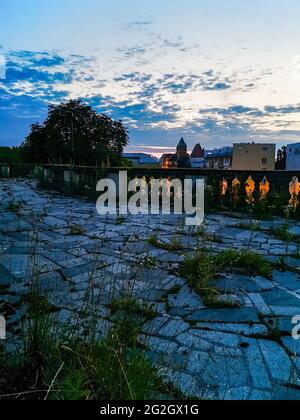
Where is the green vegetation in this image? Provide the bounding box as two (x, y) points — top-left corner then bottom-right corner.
(203, 294), (240, 309)
(69, 225), (86, 236)
(0, 146), (22, 164)
(109, 298), (158, 322)
(7, 200), (23, 214)
(215, 250), (272, 278)
(116, 216), (125, 225)
(21, 100), (128, 166)
(141, 256), (158, 269)
(270, 223), (294, 242)
(290, 250), (300, 260)
(265, 319), (282, 343)
(148, 235), (183, 252)
(0, 291), (171, 400)
(0, 317), (163, 400)
(179, 252), (217, 296)
(168, 284), (182, 295)
(23, 291), (58, 316)
(196, 225), (223, 243)
(275, 256), (288, 271)
(236, 221), (261, 232)
(179, 249), (272, 307)
(252, 201), (273, 221)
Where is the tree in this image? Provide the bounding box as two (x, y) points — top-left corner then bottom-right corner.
(0, 146), (22, 163)
(275, 146), (287, 170)
(21, 100), (129, 166)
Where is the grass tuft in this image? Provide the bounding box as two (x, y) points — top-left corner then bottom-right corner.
(7, 200), (23, 214)
(116, 216), (125, 225)
(69, 225), (85, 236)
(109, 298), (158, 322)
(270, 223), (294, 242)
(148, 235), (183, 252)
(236, 221), (261, 232)
(179, 249), (272, 307)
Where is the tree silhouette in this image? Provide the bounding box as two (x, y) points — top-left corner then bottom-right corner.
(21, 100), (129, 166)
(275, 146), (286, 170)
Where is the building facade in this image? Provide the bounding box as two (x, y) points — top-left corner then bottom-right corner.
(123, 153), (159, 166)
(205, 147), (233, 170)
(161, 138), (191, 168)
(191, 143), (205, 168)
(232, 143), (276, 171)
(286, 143), (300, 171)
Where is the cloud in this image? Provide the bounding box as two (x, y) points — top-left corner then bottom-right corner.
(264, 105), (300, 114)
(1, 47), (300, 151)
(128, 21), (154, 27)
(205, 82), (231, 91)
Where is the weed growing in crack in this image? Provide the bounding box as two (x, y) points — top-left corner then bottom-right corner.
(69, 224), (86, 236)
(179, 249), (272, 307)
(148, 235), (183, 252)
(270, 223), (294, 242)
(236, 221), (261, 232)
(7, 200), (23, 215)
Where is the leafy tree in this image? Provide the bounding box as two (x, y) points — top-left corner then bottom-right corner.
(275, 147), (286, 170)
(21, 100), (129, 166)
(0, 146), (22, 163)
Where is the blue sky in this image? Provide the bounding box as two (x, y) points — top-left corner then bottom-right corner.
(1, 0), (300, 155)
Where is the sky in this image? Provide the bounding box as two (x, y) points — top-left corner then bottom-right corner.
(1, 0), (300, 156)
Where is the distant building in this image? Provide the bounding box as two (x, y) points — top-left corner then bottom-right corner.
(176, 138), (191, 168)
(205, 147), (233, 170)
(286, 143), (300, 171)
(161, 138), (191, 168)
(232, 143), (275, 171)
(123, 153), (159, 166)
(191, 143), (205, 168)
(160, 153), (177, 169)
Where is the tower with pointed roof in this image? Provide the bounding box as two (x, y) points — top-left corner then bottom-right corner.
(177, 137), (188, 162)
(176, 137), (191, 168)
(191, 143), (204, 159)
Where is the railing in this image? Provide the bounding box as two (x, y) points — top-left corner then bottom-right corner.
(1, 163), (300, 217)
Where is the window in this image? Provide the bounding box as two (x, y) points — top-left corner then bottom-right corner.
(262, 158), (267, 165)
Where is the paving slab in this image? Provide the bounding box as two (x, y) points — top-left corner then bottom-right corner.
(188, 308), (260, 323)
(259, 340), (293, 383)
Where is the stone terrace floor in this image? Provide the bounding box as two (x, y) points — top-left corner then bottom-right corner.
(1, 179), (300, 400)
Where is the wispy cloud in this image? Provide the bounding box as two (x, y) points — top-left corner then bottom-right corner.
(1, 34), (300, 151)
